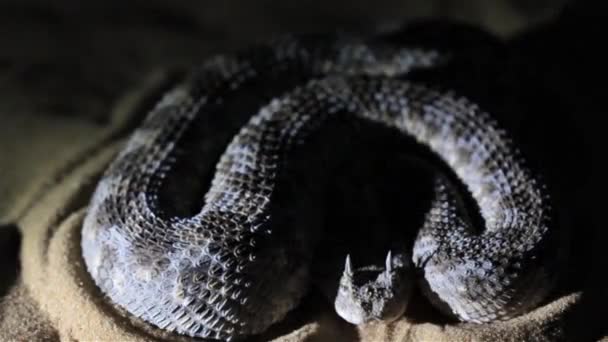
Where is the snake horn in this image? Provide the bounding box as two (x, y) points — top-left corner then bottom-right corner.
(345, 254), (353, 277)
(385, 250), (393, 273)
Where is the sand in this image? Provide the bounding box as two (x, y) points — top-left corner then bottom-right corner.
(1, 73), (585, 341)
(0, 1), (604, 341)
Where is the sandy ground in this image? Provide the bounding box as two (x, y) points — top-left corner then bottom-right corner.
(1, 1), (606, 341)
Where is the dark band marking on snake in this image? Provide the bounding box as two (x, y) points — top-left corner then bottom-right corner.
(81, 35), (557, 340)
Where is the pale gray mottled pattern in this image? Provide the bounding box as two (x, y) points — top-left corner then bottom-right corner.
(81, 34), (557, 340)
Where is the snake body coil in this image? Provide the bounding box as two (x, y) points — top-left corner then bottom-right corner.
(81, 35), (558, 340)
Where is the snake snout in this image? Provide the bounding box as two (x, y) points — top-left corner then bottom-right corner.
(334, 252), (413, 324)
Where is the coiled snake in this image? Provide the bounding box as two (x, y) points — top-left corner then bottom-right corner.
(81, 33), (558, 340)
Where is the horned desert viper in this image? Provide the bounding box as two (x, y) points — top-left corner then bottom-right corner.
(81, 33), (559, 340)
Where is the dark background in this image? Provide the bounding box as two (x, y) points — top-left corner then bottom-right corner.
(0, 0), (605, 340)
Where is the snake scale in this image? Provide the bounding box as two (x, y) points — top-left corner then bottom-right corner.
(81, 33), (559, 340)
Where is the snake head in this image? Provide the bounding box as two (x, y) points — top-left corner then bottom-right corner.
(334, 251), (413, 325)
